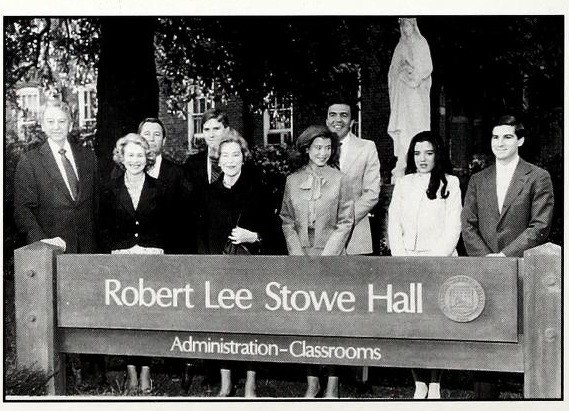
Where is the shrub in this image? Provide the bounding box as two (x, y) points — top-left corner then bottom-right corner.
(4, 364), (51, 396)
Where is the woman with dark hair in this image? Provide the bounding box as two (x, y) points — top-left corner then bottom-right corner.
(388, 131), (462, 398)
(100, 133), (167, 394)
(200, 128), (273, 397)
(280, 125), (354, 397)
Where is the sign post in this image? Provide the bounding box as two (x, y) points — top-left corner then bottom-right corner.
(522, 243), (562, 398)
(14, 242), (65, 395)
(12, 242), (562, 398)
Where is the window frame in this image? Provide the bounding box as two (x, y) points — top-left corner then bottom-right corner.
(263, 94), (294, 147)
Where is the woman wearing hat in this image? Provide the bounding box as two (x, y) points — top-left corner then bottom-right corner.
(280, 125), (355, 397)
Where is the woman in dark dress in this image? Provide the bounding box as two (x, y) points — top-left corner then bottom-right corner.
(100, 133), (166, 394)
(199, 129), (272, 397)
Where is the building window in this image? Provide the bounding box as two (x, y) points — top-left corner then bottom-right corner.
(16, 87), (40, 140)
(187, 85), (215, 151)
(263, 94), (293, 146)
(76, 85), (97, 130)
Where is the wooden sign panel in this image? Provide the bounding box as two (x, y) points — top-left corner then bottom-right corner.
(57, 255), (518, 342)
(60, 328), (524, 372)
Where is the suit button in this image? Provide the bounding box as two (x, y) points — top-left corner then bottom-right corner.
(134, 233), (139, 238)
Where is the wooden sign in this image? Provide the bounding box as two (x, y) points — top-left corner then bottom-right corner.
(57, 255), (518, 342)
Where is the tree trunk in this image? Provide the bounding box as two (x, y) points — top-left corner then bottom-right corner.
(95, 17), (159, 179)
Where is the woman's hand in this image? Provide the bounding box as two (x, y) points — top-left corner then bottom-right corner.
(228, 226), (259, 244)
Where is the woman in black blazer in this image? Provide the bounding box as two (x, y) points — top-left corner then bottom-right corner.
(100, 133), (166, 394)
(199, 129), (272, 397)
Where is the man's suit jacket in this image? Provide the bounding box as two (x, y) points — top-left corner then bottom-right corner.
(100, 174), (166, 252)
(14, 140), (98, 253)
(280, 165), (355, 256)
(340, 133), (381, 254)
(184, 150), (209, 196)
(155, 158), (193, 253)
(461, 158), (554, 257)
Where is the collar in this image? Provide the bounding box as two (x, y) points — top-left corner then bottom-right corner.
(496, 155), (520, 173)
(148, 154), (162, 178)
(47, 138), (72, 157)
(340, 132), (355, 146)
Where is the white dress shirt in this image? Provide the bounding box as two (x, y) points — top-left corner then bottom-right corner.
(206, 155), (213, 183)
(47, 138), (78, 198)
(496, 156), (520, 213)
(147, 154), (162, 179)
(339, 132), (354, 170)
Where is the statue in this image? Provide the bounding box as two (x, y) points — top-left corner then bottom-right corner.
(388, 17), (433, 183)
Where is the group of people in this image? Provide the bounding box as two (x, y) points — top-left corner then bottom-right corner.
(14, 95), (554, 399)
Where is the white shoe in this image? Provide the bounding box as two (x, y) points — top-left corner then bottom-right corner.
(413, 381), (428, 399)
(428, 382), (441, 399)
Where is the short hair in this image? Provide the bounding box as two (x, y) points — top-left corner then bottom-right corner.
(40, 99), (72, 123)
(203, 108), (229, 128)
(216, 128), (251, 161)
(296, 125), (340, 168)
(325, 98), (359, 122)
(113, 133), (156, 171)
(138, 117), (166, 139)
(495, 114), (525, 138)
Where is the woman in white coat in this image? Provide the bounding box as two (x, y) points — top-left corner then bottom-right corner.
(388, 131), (462, 398)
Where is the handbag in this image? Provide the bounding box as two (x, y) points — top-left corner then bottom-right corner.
(223, 241), (251, 255)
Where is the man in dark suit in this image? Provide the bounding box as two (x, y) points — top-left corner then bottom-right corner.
(184, 108), (229, 251)
(184, 108), (229, 189)
(462, 114), (554, 398)
(137, 117), (193, 253)
(14, 99), (100, 385)
(462, 114), (554, 258)
(14, 100), (98, 253)
(181, 108), (229, 390)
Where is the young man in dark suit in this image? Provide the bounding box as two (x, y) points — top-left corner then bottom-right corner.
(181, 108), (229, 390)
(184, 107), (229, 190)
(14, 100), (99, 253)
(462, 114), (554, 258)
(461, 114), (554, 398)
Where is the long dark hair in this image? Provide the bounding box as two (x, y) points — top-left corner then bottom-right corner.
(405, 131), (453, 200)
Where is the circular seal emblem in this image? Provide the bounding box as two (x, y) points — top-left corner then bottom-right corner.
(438, 275), (485, 322)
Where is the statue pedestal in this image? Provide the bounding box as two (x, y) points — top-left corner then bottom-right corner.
(391, 157), (406, 184)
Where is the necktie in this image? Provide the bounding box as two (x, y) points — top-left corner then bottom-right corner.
(58, 148), (78, 200)
(210, 157), (222, 184)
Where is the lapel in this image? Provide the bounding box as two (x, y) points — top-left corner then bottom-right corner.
(39, 142), (75, 203)
(481, 165), (500, 222)
(499, 159), (531, 224)
(340, 133), (360, 175)
(116, 178), (136, 218)
(137, 176), (155, 216)
(69, 143), (85, 202)
(157, 158), (167, 180)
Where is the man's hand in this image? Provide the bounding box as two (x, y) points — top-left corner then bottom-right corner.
(41, 237), (66, 251)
